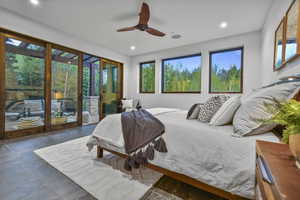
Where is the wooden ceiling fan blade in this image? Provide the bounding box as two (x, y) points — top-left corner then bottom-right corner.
(139, 3), (150, 25)
(146, 27), (166, 37)
(116, 26), (136, 32)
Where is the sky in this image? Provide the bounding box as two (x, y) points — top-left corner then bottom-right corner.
(164, 50), (243, 73)
(164, 55), (201, 72)
(275, 43), (297, 68)
(211, 49), (242, 71)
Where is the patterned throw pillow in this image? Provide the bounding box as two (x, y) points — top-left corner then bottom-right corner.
(197, 95), (230, 122)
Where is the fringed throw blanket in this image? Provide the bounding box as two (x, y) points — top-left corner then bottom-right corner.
(121, 109), (168, 171)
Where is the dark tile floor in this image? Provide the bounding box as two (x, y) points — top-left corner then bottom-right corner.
(0, 125), (224, 200)
(0, 125), (97, 200)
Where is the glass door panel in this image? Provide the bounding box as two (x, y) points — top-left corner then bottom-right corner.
(4, 37), (45, 131)
(100, 60), (122, 118)
(51, 48), (78, 125)
(82, 54), (100, 125)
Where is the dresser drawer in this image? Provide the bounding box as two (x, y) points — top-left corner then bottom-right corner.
(256, 164), (276, 200)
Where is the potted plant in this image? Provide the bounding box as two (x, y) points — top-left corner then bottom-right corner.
(269, 99), (300, 168)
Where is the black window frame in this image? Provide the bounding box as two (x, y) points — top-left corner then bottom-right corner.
(161, 53), (202, 94)
(209, 47), (244, 94)
(139, 60), (155, 93)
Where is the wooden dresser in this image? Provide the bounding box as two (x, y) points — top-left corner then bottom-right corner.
(256, 141), (300, 200)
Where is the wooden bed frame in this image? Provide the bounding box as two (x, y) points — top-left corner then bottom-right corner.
(96, 146), (249, 200)
(96, 90), (300, 200)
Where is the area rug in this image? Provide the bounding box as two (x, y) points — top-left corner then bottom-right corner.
(34, 136), (180, 200)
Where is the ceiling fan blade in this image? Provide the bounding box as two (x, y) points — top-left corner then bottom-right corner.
(146, 27), (166, 37)
(139, 3), (150, 25)
(116, 26), (136, 32)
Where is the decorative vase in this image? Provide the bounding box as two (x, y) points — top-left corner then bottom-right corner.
(289, 134), (300, 169)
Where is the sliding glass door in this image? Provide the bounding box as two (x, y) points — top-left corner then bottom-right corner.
(82, 54), (100, 125)
(4, 36), (45, 133)
(100, 59), (123, 119)
(0, 28), (123, 139)
(51, 48), (79, 126)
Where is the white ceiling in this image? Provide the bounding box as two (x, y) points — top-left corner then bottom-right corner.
(0, 0), (273, 56)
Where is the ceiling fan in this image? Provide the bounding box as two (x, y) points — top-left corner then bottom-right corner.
(116, 2), (166, 37)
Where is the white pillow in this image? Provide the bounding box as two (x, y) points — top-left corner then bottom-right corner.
(122, 99), (133, 109)
(209, 95), (241, 126)
(233, 82), (300, 137)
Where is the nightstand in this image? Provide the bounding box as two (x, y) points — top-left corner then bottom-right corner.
(256, 140), (300, 200)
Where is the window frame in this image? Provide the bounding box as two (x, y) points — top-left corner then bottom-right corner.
(2, 33), (47, 137)
(139, 60), (156, 94)
(209, 46), (244, 94)
(161, 53), (202, 94)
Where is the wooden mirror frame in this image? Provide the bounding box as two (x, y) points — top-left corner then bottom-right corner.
(274, 0), (300, 71)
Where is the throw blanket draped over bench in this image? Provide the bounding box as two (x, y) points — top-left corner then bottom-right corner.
(121, 109), (167, 171)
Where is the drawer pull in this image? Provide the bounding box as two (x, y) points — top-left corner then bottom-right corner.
(257, 156), (274, 184)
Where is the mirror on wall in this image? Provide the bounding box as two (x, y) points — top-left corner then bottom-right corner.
(274, 20), (285, 70)
(274, 0), (300, 71)
(285, 0), (299, 61)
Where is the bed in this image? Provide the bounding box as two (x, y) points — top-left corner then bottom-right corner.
(87, 107), (279, 200)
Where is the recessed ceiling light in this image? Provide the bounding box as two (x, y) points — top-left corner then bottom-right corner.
(220, 22), (228, 29)
(171, 34), (182, 39)
(30, 0), (39, 6)
(130, 46), (136, 50)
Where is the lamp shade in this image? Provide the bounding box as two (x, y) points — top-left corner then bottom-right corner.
(54, 91), (63, 99)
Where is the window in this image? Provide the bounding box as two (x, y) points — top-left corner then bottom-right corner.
(51, 48), (79, 125)
(162, 54), (201, 93)
(140, 61), (155, 93)
(4, 37), (45, 131)
(209, 47), (243, 93)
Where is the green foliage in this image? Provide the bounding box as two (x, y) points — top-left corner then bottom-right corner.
(163, 63), (201, 92)
(268, 99), (300, 143)
(83, 66), (90, 97)
(6, 53), (44, 88)
(141, 63), (155, 92)
(211, 64), (241, 92)
(52, 61), (78, 100)
(6, 50), (79, 106)
(5, 53), (45, 102)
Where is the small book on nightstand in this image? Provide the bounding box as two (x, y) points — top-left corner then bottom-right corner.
(256, 140), (300, 200)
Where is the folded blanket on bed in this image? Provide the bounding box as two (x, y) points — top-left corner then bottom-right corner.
(121, 109), (167, 171)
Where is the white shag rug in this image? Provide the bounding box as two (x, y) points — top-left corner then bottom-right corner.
(34, 136), (163, 200)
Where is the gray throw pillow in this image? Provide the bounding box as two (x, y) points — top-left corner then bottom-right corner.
(198, 95), (230, 123)
(187, 103), (202, 119)
(233, 82), (300, 137)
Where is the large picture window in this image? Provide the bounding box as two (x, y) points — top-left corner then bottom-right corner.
(162, 54), (201, 93)
(209, 47), (243, 93)
(140, 61), (155, 93)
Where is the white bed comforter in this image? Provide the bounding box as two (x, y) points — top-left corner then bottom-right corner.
(88, 108), (279, 199)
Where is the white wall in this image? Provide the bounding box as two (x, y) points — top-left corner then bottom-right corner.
(127, 31), (262, 109)
(0, 8), (130, 96)
(261, 0), (300, 85)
